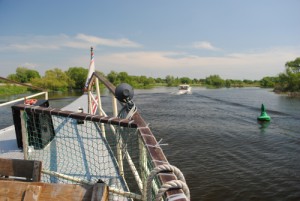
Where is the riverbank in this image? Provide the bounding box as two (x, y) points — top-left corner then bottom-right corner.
(0, 85), (28, 96)
(274, 90), (300, 97)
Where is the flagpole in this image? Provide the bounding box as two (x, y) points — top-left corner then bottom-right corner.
(84, 47), (94, 113)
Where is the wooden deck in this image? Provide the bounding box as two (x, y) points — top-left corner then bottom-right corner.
(0, 180), (108, 201)
(0, 158), (108, 201)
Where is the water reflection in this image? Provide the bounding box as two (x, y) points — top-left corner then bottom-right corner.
(258, 121), (271, 132)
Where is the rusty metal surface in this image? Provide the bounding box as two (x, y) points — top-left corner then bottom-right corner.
(12, 104), (137, 128)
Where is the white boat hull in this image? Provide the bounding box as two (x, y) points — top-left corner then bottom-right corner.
(177, 87), (192, 95)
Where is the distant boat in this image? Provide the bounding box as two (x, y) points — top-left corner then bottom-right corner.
(177, 84), (192, 95)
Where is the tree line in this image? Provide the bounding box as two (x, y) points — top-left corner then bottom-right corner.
(2, 57), (300, 93)
(3, 67), (259, 91)
(260, 57), (300, 94)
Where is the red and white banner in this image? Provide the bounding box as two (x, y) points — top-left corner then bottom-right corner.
(84, 48), (95, 90)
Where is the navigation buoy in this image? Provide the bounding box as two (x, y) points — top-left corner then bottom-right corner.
(257, 104), (271, 121)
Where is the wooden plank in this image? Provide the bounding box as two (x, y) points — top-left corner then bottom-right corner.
(23, 185), (42, 201)
(0, 180), (96, 201)
(32, 161), (42, 182)
(0, 158), (41, 182)
(91, 183), (109, 201)
(0, 180), (24, 200)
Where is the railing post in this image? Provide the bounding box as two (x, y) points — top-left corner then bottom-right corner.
(117, 134), (124, 177)
(113, 95), (124, 178)
(112, 95), (118, 117)
(20, 110), (28, 160)
(88, 91), (92, 114)
(139, 136), (147, 184)
(95, 78), (106, 138)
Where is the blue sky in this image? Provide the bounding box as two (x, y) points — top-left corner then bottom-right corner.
(0, 0), (299, 80)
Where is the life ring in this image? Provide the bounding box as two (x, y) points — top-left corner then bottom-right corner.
(24, 99), (38, 105)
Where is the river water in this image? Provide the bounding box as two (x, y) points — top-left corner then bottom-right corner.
(1, 87), (300, 200)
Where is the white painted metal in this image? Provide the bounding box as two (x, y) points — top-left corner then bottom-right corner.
(112, 95), (118, 117)
(0, 91), (48, 107)
(95, 78), (106, 137)
(20, 111), (28, 160)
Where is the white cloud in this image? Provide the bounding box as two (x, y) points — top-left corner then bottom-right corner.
(192, 41), (221, 51)
(88, 46), (300, 79)
(21, 62), (39, 69)
(0, 33), (299, 80)
(75, 34), (141, 48)
(0, 34), (141, 51)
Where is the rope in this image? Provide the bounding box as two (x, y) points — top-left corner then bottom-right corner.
(118, 100), (137, 120)
(143, 164), (189, 201)
(155, 180), (190, 201)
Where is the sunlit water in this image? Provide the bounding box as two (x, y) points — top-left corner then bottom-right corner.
(1, 87), (300, 200)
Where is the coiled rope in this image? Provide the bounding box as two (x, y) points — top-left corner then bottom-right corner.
(143, 164), (190, 201)
(118, 100), (137, 120)
(155, 180), (189, 201)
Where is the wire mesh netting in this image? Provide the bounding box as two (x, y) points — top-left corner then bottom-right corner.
(21, 109), (162, 200)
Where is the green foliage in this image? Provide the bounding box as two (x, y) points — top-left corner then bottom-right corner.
(5, 65), (279, 93)
(225, 79), (232, 88)
(7, 74), (19, 82)
(107, 71), (155, 88)
(205, 75), (225, 88)
(0, 84), (28, 95)
(285, 57), (300, 73)
(274, 57), (300, 93)
(31, 68), (74, 91)
(260, 76), (277, 88)
(165, 75), (174, 87)
(7, 67), (40, 83)
(107, 71), (119, 85)
(180, 77), (192, 84)
(66, 67), (88, 89)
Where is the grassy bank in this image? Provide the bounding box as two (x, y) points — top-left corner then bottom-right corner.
(0, 85), (28, 96)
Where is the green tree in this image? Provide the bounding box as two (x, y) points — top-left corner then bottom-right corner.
(7, 67), (40, 83)
(275, 57), (300, 92)
(107, 71), (119, 85)
(180, 77), (191, 84)
(285, 57), (300, 73)
(118, 72), (131, 83)
(165, 75), (175, 86)
(66, 67), (88, 89)
(205, 75), (225, 88)
(260, 77), (276, 88)
(31, 68), (74, 91)
(225, 79), (232, 88)
(7, 74), (19, 82)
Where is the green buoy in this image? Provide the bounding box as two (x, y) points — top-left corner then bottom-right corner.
(257, 104), (271, 121)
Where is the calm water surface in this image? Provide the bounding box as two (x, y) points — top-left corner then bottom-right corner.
(1, 87), (300, 200)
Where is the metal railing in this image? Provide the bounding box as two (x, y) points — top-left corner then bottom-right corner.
(0, 91), (48, 107)
(2, 73), (190, 200)
(85, 72), (190, 200)
(0, 76), (48, 108)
